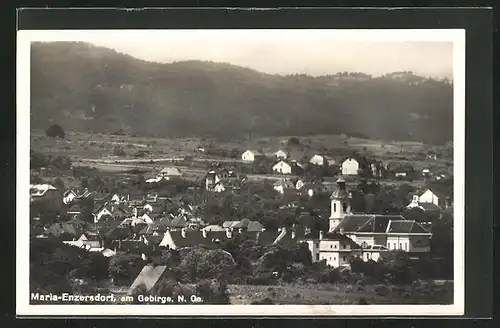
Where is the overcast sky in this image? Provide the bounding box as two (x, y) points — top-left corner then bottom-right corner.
(40, 30), (455, 78)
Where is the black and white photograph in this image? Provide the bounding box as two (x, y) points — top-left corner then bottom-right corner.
(16, 28), (465, 316)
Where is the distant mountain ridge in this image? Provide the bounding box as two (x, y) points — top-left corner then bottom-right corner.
(30, 42), (453, 144)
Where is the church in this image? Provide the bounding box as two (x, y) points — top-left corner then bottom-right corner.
(301, 177), (432, 268)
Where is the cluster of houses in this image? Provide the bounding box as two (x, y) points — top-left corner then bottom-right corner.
(241, 149), (361, 176)
(30, 166), (452, 270)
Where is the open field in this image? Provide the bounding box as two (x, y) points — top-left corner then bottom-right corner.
(228, 282), (453, 305)
(31, 131), (451, 169)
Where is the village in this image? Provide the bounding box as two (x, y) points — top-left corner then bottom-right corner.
(29, 137), (454, 304)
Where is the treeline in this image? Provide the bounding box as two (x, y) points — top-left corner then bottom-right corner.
(31, 42), (453, 145)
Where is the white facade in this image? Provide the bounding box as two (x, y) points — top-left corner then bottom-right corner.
(309, 155), (324, 166)
(242, 150), (255, 162)
(272, 161), (292, 174)
(275, 150), (287, 159)
(341, 158), (360, 176)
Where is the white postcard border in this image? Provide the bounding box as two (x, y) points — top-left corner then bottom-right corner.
(16, 28), (465, 317)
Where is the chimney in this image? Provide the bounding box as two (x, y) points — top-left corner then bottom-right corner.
(291, 230), (296, 239)
(238, 228), (243, 233)
(226, 228), (233, 239)
(319, 231), (324, 240)
(261, 227), (266, 232)
(141, 253), (148, 261)
(133, 207), (138, 218)
(181, 228), (187, 238)
(202, 229), (207, 238)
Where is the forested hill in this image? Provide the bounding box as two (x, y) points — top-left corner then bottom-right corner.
(30, 42), (453, 144)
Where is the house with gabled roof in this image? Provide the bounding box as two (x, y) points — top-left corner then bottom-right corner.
(412, 184), (453, 209)
(272, 160), (292, 175)
(158, 167), (182, 179)
(275, 150), (288, 160)
(63, 189), (78, 205)
(341, 157), (360, 176)
(309, 154), (324, 166)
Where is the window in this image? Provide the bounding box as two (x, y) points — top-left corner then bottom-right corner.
(316, 254), (319, 261)
(330, 245), (332, 249)
(404, 243), (408, 251)
(399, 243), (402, 249)
(342, 256), (346, 261)
(333, 257), (336, 261)
(333, 203), (337, 212)
(387, 243), (391, 249)
(393, 243), (396, 249)
(342, 203), (348, 212)
(334, 244), (337, 249)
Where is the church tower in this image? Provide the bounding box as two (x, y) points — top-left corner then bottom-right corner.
(329, 176), (352, 231)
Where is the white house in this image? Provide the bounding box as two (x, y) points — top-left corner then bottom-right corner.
(158, 167), (182, 179)
(94, 206), (113, 223)
(242, 150), (257, 162)
(309, 154), (324, 166)
(272, 160), (292, 175)
(417, 187), (452, 208)
(341, 158), (360, 176)
(275, 150), (288, 160)
(213, 182), (226, 193)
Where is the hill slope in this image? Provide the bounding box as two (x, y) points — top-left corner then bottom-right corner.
(30, 42), (453, 144)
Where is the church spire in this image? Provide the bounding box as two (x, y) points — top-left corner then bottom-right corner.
(329, 175), (351, 231)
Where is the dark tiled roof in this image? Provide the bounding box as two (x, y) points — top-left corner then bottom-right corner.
(333, 215), (373, 233)
(322, 232), (361, 249)
(356, 215), (400, 233)
(387, 220), (430, 234)
(128, 265), (168, 295)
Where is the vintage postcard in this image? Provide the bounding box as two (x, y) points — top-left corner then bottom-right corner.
(17, 28), (465, 316)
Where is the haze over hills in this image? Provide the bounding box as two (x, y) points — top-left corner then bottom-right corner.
(30, 42), (453, 145)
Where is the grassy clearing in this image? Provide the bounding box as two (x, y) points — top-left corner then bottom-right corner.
(228, 282), (453, 305)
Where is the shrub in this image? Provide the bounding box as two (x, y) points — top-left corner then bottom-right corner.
(374, 285), (390, 297)
(194, 279), (230, 304)
(356, 297), (369, 305)
(46, 124), (65, 139)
